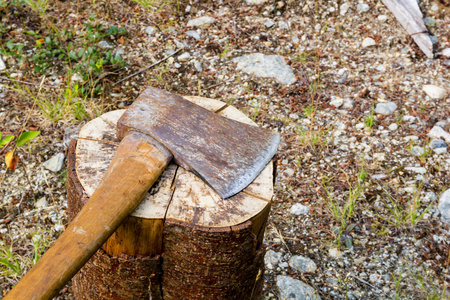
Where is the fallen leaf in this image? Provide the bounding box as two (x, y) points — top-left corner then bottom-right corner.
(118, 36), (124, 45)
(5, 151), (18, 171)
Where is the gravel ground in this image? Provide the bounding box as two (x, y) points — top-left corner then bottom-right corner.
(0, 0), (449, 299)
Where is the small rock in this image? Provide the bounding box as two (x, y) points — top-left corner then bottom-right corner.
(434, 147), (447, 155)
(411, 146), (424, 156)
(98, 40), (113, 49)
(265, 250), (282, 268)
(330, 96), (344, 108)
(423, 85), (447, 99)
(245, 0), (267, 4)
(357, 4), (370, 12)
(290, 203), (310, 215)
(178, 52), (191, 62)
(428, 126), (450, 144)
(355, 123), (365, 129)
(264, 20), (275, 28)
(423, 17), (435, 26)
(438, 189), (450, 224)
(186, 30), (201, 40)
(63, 125), (81, 148)
(371, 174), (387, 180)
(276, 275), (321, 300)
(43, 153), (65, 172)
(289, 255), (317, 273)
(145, 26), (156, 36)
(388, 123), (398, 131)
(71, 73), (83, 82)
(405, 167), (426, 174)
(403, 115), (416, 123)
(329, 248), (343, 259)
(279, 21), (290, 29)
(443, 48), (450, 57)
(404, 135), (419, 142)
(429, 139), (447, 149)
(362, 37), (376, 48)
(375, 65), (386, 72)
(35, 197), (47, 208)
(232, 53), (296, 85)
(193, 60), (203, 72)
(174, 62), (181, 68)
(378, 15), (388, 22)
(375, 102), (397, 115)
(342, 99), (354, 109)
(369, 274), (379, 283)
(0, 57), (6, 71)
(187, 16), (216, 28)
(423, 192), (437, 203)
(340, 3), (350, 16)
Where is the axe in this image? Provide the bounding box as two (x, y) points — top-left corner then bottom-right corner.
(5, 87), (280, 299)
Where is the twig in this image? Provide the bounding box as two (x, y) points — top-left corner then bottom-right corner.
(350, 274), (377, 289)
(205, 82), (225, 89)
(113, 48), (182, 86)
(0, 76), (56, 89)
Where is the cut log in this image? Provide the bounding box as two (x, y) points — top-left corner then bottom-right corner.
(67, 96), (274, 299)
(381, 0), (434, 58)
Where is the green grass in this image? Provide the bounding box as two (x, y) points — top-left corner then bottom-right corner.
(363, 104), (376, 130)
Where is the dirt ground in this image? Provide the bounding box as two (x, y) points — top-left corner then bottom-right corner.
(0, 0), (449, 299)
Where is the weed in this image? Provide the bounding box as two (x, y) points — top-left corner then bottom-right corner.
(296, 125), (330, 149)
(363, 104), (375, 130)
(390, 268), (405, 300)
(296, 51), (311, 64)
(23, 0), (48, 16)
(409, 267), (448, 300)
(0, 243), (22, 277)
(221, 42), (230, 60)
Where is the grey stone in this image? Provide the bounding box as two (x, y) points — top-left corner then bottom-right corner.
(423, 17), (435, 26)
(371, 174), (387, 180)
(329, 248), (343, 259)
(411, 146), (425, 156)
(362, 37), (376, 48)
(265, 250), (282, 268)
(423, 85), (447, 99)
(340, 3), (350, 16)
(279, 21), (290, 29)
(174, 62), (181, 68)
(276, 275), (321, 300)
(438, 189), (450, 224)
(98, 40), (113, 49)
(375, 102), (397, 115)
(186, 30), (201, 40)
(145, 26), (156, 36)
(246, 0), (267, 4)
(429, 139), (447, 149)
(357, 4), (370, 12)
(264, 20), (275, 28)
(63, 125), (81, 148)
(443, 48), (450, 57)
(43, 153), (65, 172)
(290, 203), (310, 215)
(187, 16), (216, 28)
(232, 53), (296, 85)
(428, 126), (450, 144)
(178, 52), (191, 62)
(376, 65), (386, 72)
(342, 99), (354, 109)
(405, 167), (426, 174)
(330, 96), (343, 108)
(378, 15), (388, 22)
(289, 255), (317, 273)
(35, 197), (47, 208)
(0, 57), (5, 71)
(403, 115), (416, 123)
(434, 147), (447, 154)
(369, 274), (379, 283)
(193, 60), (203, 72)
(388, 123), (398, 131)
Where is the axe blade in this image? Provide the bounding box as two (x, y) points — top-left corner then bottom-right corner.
(117, 87), (280, 198)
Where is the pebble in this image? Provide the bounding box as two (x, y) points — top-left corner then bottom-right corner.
(63, 125), (81, 148)
(342, 99), (354, 109)
(98, 40), (113, 49)
(369, 274), (379, 283)
(362, 37), (376, 48)
(428, 126), (450, 143)
(279, 21), (290, 29)
(434, 148), (447, 154)
(187, 16), (216, 28)
(423, 17), (435, 26)
(423, 192), (437, 203)
(245, 0), (267, 4)
(378, 15), (388, 22)
(264, 20), (275, 28)
(145, 26), (156, 36)
(388, 123), (398, 131)
(357, 4), (370, 12)
(411, 146), (424, 156)
(403, 115), (416, 123)
(429, 139), (447, 149)
(329, 248), (343, 259)
(423, 85), (447, 99)
(443, 48), (450, 57)
(330, 96), (344, 108)
(71, 73), (83, 82)
(375, 65), (386, 72)
(178, 52), (191, 62)
(290, 203), (310, 215)
(374, 102), (397, 115)
(405, 167), (426, 174)
(438, 189), (450, 224)
(371, 174), (387, 180)
(0, 57), (5, 71)
(265, 250), (282, 269)
(232, 53), (296, 85)
(289, 255), (317, 273)
(193, 60), (203, 72)
(35, 197), (47, 208)
(43, 153), (65, 172)
(340, 3), (350, 16)
(186, 30), (201, 40)
(276, 275), (321, 300)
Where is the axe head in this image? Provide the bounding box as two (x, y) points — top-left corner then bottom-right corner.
(117, 87), (280, 198)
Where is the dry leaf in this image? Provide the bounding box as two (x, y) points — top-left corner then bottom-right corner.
(5, 151), (18, 171)
(118, 36), (124, 45)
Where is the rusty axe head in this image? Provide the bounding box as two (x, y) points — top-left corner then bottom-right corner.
(117, 87), (280, 198)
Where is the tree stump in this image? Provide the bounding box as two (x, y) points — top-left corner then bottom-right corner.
(66, 96), (274, 299)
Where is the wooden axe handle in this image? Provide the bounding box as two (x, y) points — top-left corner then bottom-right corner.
(5, 131), (173, 300)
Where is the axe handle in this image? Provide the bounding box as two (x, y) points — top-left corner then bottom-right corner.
(5, 131), (173, 300)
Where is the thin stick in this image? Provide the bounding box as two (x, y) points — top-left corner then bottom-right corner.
(350, 274), (377, 289)
(113, 48), (182, 86)
(0, 76), (56, 89)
